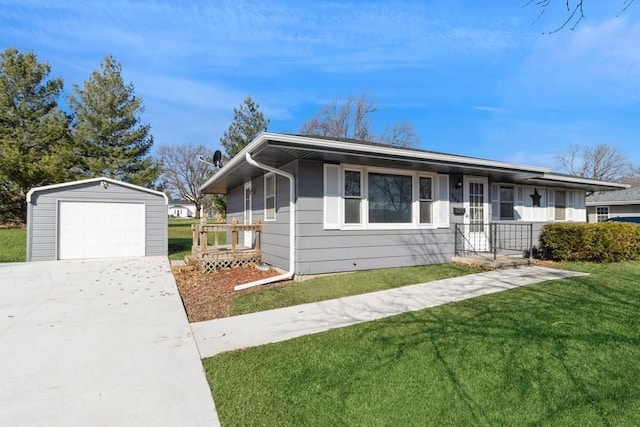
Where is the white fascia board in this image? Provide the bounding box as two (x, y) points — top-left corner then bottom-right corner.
(540, 173), (630, 189)
(199, 132), (554, 193)
(26, 176), (169, 203)
(199, 133), (271, 193)
(586, 200), (640, 206)
(267, 133), (551, 173)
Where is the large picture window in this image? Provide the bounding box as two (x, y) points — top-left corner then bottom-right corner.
(264, 173), (276, 221)
(323, 164), (446, 230)
(344, 170), (362, 224)
(499, 186), (514, 220)
(368, 172), (413, 223)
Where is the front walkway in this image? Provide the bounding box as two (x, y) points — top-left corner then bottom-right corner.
(192, 266), (587, 357)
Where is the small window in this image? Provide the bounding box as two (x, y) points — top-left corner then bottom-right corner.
(368, 172), (412, 223)
(264, 173), (276, 221)
(555, 190), (566, 220)
(344, 170), (362, 224)
(499, 186), (514, 220)
(419, 177), (433, 224)
(596, 206), (609, 223)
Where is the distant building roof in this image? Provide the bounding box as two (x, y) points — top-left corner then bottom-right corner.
(586, 187), (640, 205)
(168, 199), (195, 206)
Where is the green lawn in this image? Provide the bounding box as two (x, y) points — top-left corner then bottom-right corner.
(205, 261), (640, 426)
(168, 218), (226, 260)
(232, 263), (480, 315)
(0, 228), (26, 262)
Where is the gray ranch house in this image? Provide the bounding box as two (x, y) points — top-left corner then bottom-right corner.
(200, 133), (625, 277)
(586, 186), (640, 222)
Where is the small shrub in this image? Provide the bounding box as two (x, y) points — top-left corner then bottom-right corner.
(539, 222), (640, 262)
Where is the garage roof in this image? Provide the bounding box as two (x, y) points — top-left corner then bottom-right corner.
(27, 177), (168, 203)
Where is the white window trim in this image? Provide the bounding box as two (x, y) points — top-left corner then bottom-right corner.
(264, 172), (276, 221)
(418, 175), (434, 225)
(339, 163), (439, 230)
(342, 167), (364, 228)
(498, 184), (515, 220)
(596, 206), (610, 223)
(554, 189), (567, 221)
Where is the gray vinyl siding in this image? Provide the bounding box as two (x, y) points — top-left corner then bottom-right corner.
(295, 160), (453, 275)
(225, 165), (293, 270)
(27, 180), (167, 261)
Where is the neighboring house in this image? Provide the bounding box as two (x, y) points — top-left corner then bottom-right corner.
(168, 200), (196, 218)
(200, 133), (626, 276)
(586, 187), (640, 222)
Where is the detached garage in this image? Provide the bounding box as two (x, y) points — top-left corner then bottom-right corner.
(26, 177), (168, 261)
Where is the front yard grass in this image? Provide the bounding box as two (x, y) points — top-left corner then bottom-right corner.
(231, 263), (480, 315)
(0, 228), (26, 262)
(205, 261), (640, 426)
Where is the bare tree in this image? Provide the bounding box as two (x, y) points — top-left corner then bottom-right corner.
(527, 0), (635, 33)
(300, 94), (419, 147)
(555, 143), (635, 181)
(159, 143), (216, 218)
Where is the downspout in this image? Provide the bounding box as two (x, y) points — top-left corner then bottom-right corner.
(234, 152), (295, 291)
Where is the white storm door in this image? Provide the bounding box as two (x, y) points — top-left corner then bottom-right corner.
(463, 176), (489, 252)
(243, 182), (253, 248)
(58, 201), (146, 259)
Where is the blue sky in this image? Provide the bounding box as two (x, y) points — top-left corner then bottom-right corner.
(2, 0), (639, 169)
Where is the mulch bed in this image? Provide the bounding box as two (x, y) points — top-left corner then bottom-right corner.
(172, 265), (282, 322)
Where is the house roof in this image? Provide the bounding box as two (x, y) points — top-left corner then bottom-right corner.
(200, 133), (629, 194)
(27, 177), (169, 203)
(586, 186), (640, 206)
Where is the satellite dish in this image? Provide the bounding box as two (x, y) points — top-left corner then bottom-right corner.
(213, 150), (223, 168)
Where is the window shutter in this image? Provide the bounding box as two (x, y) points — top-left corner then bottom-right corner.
(323, 164), (341, 229)
(548, 190), (555, 221)
(566, 190), (575, 221)
(516, 186), (525, 221)
(435, 174), (449, 228)
(491, 183), (500, 221)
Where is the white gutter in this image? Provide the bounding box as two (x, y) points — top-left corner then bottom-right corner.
(234, 152), (296, 291)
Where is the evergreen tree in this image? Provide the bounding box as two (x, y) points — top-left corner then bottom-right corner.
(211, 97), (270, 220)
(69, 55), (159, 186)
(0, 48), (75, 223)
(219, 96), (270, 158)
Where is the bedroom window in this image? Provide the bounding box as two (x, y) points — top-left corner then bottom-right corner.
(499, 186), (514, 220)
(264, 173), (276, 221)
(555, 190), (566, 220)
(419, 176), (433, 224)
(596, 206), (609, 223)
(368, 172), (413, 223)
(344, 169), (362, 224)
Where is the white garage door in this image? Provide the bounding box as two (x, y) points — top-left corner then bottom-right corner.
(58, 201), (146, 259)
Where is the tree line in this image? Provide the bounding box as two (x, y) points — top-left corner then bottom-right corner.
(0, 49), (156, 224)
(2, 46), (638, 225)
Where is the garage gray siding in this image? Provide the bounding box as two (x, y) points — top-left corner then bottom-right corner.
(27, 180), (167, 261)
(295, 160), (454, 275)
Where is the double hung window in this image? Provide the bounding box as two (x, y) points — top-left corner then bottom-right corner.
(264, 173), (276, 221)
(596, 206), (609, 223)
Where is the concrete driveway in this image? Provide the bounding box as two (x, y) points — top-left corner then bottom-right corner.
(0, 257), (219, 426)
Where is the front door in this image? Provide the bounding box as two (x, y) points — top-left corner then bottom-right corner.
(243, 182), (253, 248)
(463, 176), (489, 252)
